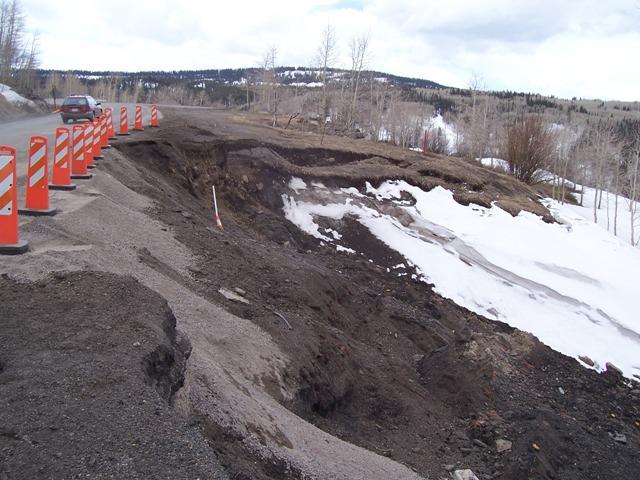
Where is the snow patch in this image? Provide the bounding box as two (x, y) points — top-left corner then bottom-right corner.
(288, 177), (307, 193)
(283, 178), (640, 380)
(0, 84), (36, 107)
(479, 157), (509, 171)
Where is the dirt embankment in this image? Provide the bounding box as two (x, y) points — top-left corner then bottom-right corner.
(2, 108), (639, 480)
(104, 109), (639, 480)
(0, 94), (48, 123)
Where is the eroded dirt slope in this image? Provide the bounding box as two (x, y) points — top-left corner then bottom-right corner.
(105, 109), (640, 480)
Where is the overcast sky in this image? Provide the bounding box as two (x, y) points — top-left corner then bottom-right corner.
(21, 0), (640, 101)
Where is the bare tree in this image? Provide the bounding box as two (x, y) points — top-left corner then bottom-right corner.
(589, 120), (617, 223)
(244, 69), (254, 111)
(463, 74), (492, 160)
(559, 125), (581, 204)
(347, 33), (369, 131)
(315, 23), (338, 144)
(61, 72), (85, 97)
(44, 70), (60, 107)
(627, 126), (640, 245)
(551, 124), (580, 204)
(0, 0), (38, 91)
(13, 31), (37, 92)
(0, 0), (24, 83)
(369, 75), (389, 141)
(259, 46), (279, 126)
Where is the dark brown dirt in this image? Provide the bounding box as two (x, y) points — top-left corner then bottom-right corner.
(0, 271), (229, 480)
(96, 109), (640, 480)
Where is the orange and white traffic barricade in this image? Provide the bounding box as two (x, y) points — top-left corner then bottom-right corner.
(84, 122), (95, 169)
(118, 106), (130, 136)
(49, 127), (76, 191)
(0, 145), (28, 254)
(134, 105), (144, 131)
(92, 118), (103, 160)
(19, 136), (58, 216)
(70, 125), (92, 179)
(105, 107), (116, 139)
(100, 115), (110, 148)
(150, 104), (159, 127)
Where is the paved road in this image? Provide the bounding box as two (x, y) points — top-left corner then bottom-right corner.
(0, 103), (157, 181)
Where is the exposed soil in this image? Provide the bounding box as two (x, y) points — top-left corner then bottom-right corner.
(0, 271), (228, 480)
(2, 107), (639, 480)
(103, 108), (639, 479)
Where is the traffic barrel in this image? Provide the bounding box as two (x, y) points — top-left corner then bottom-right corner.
(118, 106), (130, 136)
(70, 125), (92, 179)
(49, 127), (76, 191)
(0, 145), (29, 254)
(19, 136), (58, 216)
(150, 104), (159, 127)
(92, 118), (103, 160)
(134, 105), (144, 131)
(84, 122), (95, 169)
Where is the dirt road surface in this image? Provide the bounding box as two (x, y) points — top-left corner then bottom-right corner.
(1, 107), (638, 480)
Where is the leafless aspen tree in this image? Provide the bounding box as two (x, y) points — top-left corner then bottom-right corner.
(260, 46), (279, 126)
(347, 33), (369, 131)
(464, 74), (492, 160)
(0, 0), (24, 83)
(0, 0), (38, 91)
(559, 126), (581, 204)
(589, 120), (617, 223)
(628, 127), (640, 245)
(316, 23), (338, 144)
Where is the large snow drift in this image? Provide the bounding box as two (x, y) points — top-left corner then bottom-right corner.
(283, 178), (640, 380)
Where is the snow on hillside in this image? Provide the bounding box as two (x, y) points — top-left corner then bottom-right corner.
(566, 186), (640, 249)
(0, 83), (36, 107)
(477, 157), (640, 249)
(283, 178), (640, 380)
(425, 115), (459, 155)
(479, 157), (509, 170)
(290, 82), (323, 88)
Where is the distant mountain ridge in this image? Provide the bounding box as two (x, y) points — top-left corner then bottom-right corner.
(36, 67), (447, 90)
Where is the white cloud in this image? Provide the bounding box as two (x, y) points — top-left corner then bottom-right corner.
(22, 0), (640, 100)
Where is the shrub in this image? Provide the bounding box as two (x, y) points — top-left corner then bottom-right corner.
(503, 116), (555, 184)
